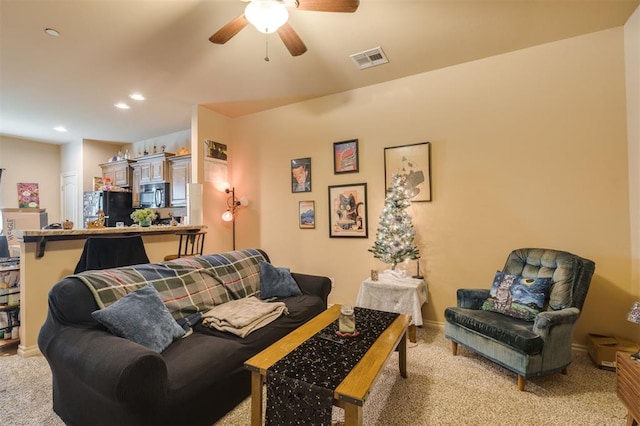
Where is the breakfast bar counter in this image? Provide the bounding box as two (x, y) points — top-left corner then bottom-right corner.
(18, 224), (205, 258)
(14, 225), (206, 357)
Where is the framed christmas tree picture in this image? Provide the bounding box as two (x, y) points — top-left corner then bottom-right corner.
(384, 142), (431, 202)
(328, 183), (368, 238)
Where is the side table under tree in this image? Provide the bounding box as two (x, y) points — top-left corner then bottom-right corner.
(356, 272), (427, 343)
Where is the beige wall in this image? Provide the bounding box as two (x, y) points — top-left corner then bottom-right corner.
(192, 105), (234, 255)
(0, 135), (61, 223)
(626, 6), (640, 314)
(223, 27), (635, 344)
(82, 139), (122, 191)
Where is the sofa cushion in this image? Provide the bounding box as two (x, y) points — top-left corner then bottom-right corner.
(444, 306), (544, 355)
(259, 261), (302, 299)
(481, 271), (553, 321)
(91, 284), (185, 353)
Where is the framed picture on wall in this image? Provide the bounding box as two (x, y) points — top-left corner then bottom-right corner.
(328, 183), (368, 238)
(299, 201), (315, 229)
(333, 139), (359, 174)
(384, 141), (431, 202)
(291, 157), (311, 193)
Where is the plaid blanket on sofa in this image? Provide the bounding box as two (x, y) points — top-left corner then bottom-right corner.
(74, 249), (268, 319)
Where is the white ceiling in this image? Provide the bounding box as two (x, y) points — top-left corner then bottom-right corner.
(1, 0), (638, 145)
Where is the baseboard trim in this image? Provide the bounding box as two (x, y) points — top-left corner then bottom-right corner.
(17, 344), (41, 358)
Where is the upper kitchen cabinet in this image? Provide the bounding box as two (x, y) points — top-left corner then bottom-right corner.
(100, 159), (134, 188)
(130, 163), (142, 207)
(136, 152), (174, 184)
(168, 154), (191, 207)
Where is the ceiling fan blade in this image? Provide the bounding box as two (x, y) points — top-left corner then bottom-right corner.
(209, 14), (249, 44)
(277, 23), (307, 56)
(295, 0), (359, 13)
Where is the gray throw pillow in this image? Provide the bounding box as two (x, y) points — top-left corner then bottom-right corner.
(259, 261), (302, 299)
(91, 284), (185, 353)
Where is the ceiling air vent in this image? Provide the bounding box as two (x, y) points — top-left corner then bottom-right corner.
(350, 47), (389, 70)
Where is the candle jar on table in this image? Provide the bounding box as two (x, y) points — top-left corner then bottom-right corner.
(339, 305), (356, 334)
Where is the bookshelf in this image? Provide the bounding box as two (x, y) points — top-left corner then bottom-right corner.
(0, 257), (20, 349)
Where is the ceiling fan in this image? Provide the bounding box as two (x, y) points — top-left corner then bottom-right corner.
(209, 0), (360, 57)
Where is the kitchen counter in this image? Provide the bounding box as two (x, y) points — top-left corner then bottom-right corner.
(14, 224), (206, 357)
(16, 225), (204, 258)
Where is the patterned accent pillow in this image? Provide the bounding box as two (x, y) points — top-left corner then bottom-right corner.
(91, 284), (185, 353)
(481, 271), (553, 321)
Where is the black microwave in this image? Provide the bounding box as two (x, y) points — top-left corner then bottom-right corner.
(139, 183), (170, 208)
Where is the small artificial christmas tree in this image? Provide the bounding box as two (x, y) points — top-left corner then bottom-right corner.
(369, 173), (420, 270)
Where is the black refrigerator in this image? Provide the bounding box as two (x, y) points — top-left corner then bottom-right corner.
(83, 191), (134, 227)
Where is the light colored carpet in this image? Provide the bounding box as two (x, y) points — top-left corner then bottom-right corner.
(0, 326), (629, 425)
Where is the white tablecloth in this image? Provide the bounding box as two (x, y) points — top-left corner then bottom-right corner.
(355, 273), (428, 326)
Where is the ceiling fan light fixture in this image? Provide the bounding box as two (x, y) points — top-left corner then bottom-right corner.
(245, 1), (289, 34)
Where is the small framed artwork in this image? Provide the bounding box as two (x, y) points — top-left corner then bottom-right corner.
(333, 139), (359, 174)
(204, 140), (228, 161)
(384, 141), (431, 202)
(299, 201), (315, 229)
(17, 182), (40, 208)
(291, 157), (311, 193)
(328, 183), (368, 238)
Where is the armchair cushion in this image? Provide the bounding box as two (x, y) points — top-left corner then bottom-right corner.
(481, 271), (553, 321)
(444, 307), (544, 355)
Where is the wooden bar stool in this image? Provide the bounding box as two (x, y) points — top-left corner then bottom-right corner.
(164, 230), (206, 261)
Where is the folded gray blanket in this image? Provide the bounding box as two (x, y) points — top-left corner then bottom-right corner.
(201, 296), (288, 338)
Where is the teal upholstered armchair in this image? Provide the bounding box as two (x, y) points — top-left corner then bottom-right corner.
(444, 248), (595, 391)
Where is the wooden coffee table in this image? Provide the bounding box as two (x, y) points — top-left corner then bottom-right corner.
(244, 304), (410, 426)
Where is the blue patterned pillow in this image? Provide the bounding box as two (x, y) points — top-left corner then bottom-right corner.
(259, 261), (302, 299)
(92, 284), (185, 352)
(481, 271), (553, 321)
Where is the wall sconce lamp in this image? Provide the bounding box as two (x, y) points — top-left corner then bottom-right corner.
(627, 301), (640, 359)
(221, 186), (248, 250)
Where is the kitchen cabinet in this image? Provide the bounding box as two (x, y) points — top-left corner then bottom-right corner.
(136, 153), (174, 184)
(100, 159), (134, 187)
(169, 154), (191, 207)
(131, 163), (142, 207)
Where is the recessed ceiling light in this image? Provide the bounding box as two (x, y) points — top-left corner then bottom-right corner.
(44, 28), (60, 37)
(129, 93), (145, 101)
(114, 102), (131, 109)
(53, 126), (67, 132)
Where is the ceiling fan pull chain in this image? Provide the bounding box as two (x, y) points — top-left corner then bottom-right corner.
(264, 34), (270, 62)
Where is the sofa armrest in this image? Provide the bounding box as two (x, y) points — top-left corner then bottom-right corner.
(45, 326), (168, 405)
(291, 272), (331, 308)
(456, 288), (490, 309)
